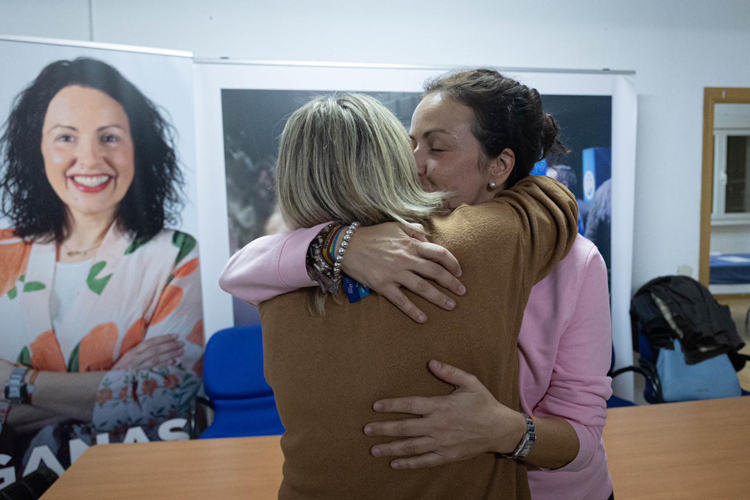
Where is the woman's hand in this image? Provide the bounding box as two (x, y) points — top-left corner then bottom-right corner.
(112, 334), (184, 370)
(363, 360), (527, 469)
(342, 223), (467, 323)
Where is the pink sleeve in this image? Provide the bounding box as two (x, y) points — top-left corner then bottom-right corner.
(533, 246), (613, 472)
(219, 222), (329, 305)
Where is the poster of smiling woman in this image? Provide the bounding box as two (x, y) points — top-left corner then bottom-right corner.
(0, 37), (204, 487)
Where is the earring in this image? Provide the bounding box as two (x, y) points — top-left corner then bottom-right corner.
(489, 182), (497, 189)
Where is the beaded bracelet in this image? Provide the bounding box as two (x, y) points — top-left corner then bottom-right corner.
(332, 222), (360, 282)
(305, 222), (360, 294)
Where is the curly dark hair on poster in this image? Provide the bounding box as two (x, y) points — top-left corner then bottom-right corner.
(424, 68), (570, 188)
(0, 57), (183, 242)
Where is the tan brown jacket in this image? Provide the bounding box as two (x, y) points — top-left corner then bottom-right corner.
(260, 176), (578, 500)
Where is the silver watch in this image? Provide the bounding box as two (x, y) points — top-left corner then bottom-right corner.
(4, 366), (32, 405)
(501, 413), (536, 460)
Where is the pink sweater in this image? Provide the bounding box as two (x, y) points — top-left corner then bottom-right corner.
(220, 226), (613, 500)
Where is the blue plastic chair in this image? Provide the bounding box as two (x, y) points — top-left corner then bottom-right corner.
(610, 330), (749, 407)
(200, 325), (285, 439)
(636, 332), (749, 403)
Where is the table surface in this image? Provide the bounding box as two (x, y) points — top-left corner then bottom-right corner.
(42, 396), (750, 500)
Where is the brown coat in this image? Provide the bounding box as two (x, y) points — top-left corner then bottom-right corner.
(260, 176), (578, 500)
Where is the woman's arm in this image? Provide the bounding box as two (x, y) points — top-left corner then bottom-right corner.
(17, 337), (187, 424)
(24, 371), (104, 422)
(220, 223), (328, 305)
(1, 358), (103, 423)
(363, 360), (578, 470)
(2, 337), (184, 424)
(363, 242), (612, 471)
(4, 404), (71, 434)
(529, 245), (612, 472)
(220, 222), (466, 322)
(362, 177), (582, 469)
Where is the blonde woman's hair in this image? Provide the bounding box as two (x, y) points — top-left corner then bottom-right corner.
(276, 93), (445, 313)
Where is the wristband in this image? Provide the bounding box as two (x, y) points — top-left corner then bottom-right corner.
(501, 413), (536, 460)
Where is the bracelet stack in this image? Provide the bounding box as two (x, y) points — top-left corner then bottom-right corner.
(332, 222), (360, 281)
(307, 222), (361, 294)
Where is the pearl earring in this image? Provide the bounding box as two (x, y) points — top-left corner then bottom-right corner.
(489, 182), (497, 189)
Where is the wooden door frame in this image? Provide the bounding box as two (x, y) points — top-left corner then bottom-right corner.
(700, 88), (750, 293)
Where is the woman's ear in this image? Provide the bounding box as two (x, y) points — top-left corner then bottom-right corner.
(488, 148), (516, 189)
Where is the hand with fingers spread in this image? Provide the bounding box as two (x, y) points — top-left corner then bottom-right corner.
(364, 360), (527, 470)
(340, 222), (467, 323)
(112, 334), (185, 370)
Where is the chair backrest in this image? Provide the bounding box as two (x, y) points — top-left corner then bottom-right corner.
(204, 324), (273, 400)
(657, 338), (742, 402)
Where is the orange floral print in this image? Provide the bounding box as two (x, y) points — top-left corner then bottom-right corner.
(30, 330), (67, 372)
(142, 379), (159, 397)
(192, 354), (204, 378)
(150, 285), (183, 326)
(173, 258), (199, 278)
(119, 318), (147, 359)
(163, 374), (179, 390)
(186, 320), (204, 347)
(0, 238), (32, 298)
(96, 388), (113, 406)
(79, 323), (119, 372)
(119, 385), (130, 402)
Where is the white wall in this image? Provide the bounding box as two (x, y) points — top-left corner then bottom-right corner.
(712, 225), (750, 254)
(2, 0), (750, 291)
(0, 0), (91, 40)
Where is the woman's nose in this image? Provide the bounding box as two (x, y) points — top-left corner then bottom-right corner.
(413, 148), (427, 177)
(76, 139), (102, 169)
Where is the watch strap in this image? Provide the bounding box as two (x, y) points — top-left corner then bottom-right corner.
(501, 413), (536, 460)
(4, 366), (31, 405)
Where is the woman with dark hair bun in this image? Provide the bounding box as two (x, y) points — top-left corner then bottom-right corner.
(222, 69), (614, 500)
(0, 58), (203, 478)
(421, 68), (570, 193)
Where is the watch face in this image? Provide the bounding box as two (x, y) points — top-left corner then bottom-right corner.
(7, 385), (22, 401)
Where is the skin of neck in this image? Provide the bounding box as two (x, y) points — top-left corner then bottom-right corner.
(62, 206), (117, 252)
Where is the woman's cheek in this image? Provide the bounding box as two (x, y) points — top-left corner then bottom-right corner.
(109, 149), (135, 172)
(43, 148), (72, 182)
(49, 150), (70, 167)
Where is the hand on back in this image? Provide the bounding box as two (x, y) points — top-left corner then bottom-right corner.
(341, 222), (466, 323)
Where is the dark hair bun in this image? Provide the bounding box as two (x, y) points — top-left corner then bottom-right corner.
(540, 113), (570, 159)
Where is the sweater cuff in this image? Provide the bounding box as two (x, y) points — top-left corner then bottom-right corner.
(277, 222), (330, 289)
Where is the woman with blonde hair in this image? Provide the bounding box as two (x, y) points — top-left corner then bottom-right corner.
(223, 69), (614, 500)
(227, 92), (578, 499)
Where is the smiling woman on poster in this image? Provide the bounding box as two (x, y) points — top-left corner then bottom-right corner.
(0, 58), (203, 479)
